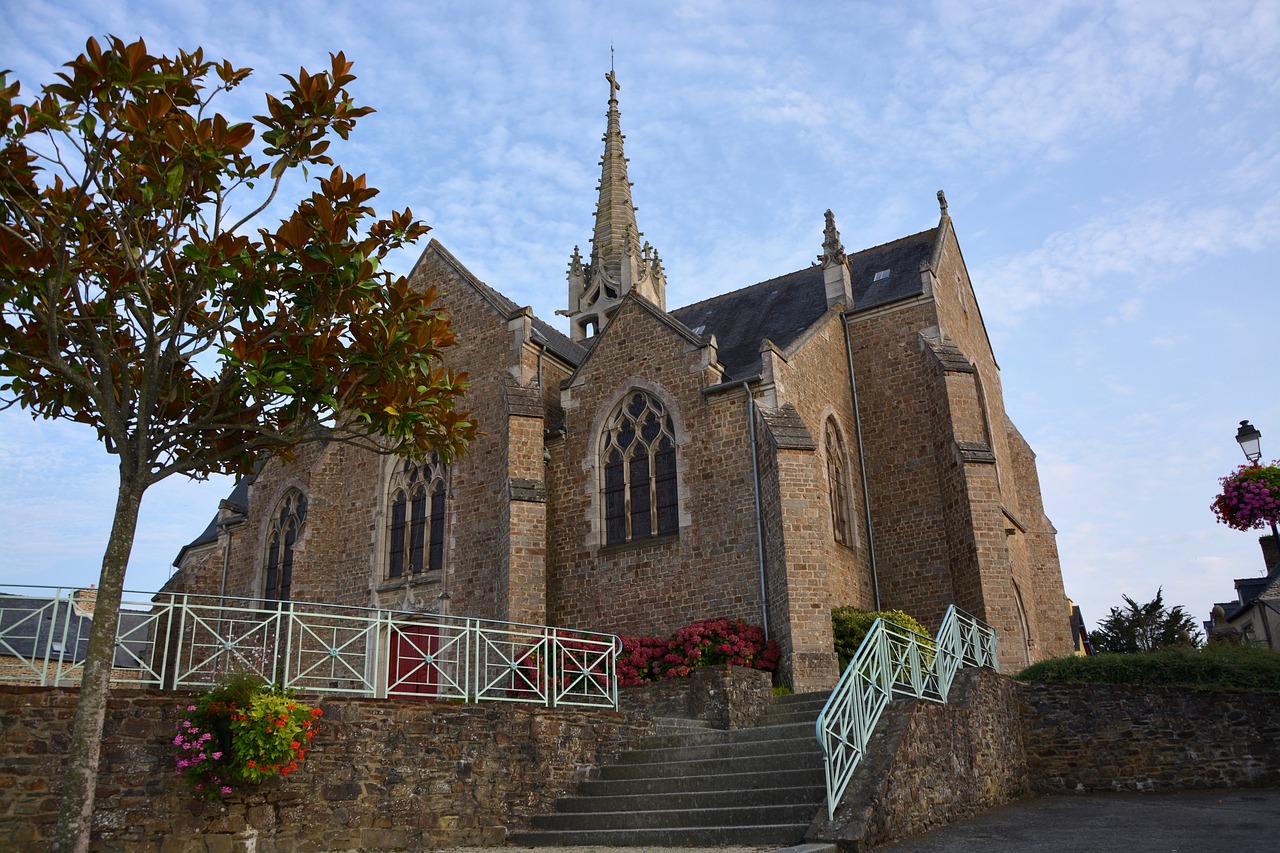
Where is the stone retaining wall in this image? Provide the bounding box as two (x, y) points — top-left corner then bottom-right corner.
(1018, 682), (1280, 792)
(809, 668), (1029, 850)
(0, 687), (650, 852)
(617, 664), (773, 729)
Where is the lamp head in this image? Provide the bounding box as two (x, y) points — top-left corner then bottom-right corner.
(1236, 419), (1262, 463)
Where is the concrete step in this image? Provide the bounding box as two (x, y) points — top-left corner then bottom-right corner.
(616, 734), (821, 764)
(577, 765), (825, 798)
(531, 802), (817, 831)
(758, 696), (830, 725)
(510, 690), (831, 848)
(638, 719), (816, 749)
(771, 691), (831, 710)
(757, 701), (829, 722)
(647, 715), (715, 734)
(597, 749), (821, 781)
(507, 822), (812, 847)
(552, 783), (825, 814)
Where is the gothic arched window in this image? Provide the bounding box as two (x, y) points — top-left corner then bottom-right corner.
(825, 420), (855, 548)
(601, 391), (678, 545)
(387, 456), (447, 578)
(265, 489), (307, 602)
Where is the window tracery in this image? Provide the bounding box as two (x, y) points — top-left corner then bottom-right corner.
(601, 391), (678, 545)
(387, 456), (447, 578)
(264, 489), (307, 602)
(825, 420), (855, 548)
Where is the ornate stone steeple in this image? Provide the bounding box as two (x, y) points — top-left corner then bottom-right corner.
(563, 71), (667, 342)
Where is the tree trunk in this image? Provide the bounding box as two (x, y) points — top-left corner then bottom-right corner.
(52, 477), (145, 853)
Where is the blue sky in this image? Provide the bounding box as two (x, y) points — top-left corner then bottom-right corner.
(1, 0), (1277, 633)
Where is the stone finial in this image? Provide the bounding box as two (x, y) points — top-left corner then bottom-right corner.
(819, 209), (846, 268)
(937, 189), (948, 216)
(606, 69), (620, 102)
(820, 209), (853, 309)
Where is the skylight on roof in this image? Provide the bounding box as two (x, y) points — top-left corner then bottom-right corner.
(873, 269), (891, 282)
(693, 325), (706, 336)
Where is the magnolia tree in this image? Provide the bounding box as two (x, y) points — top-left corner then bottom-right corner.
(0, 38), (473, 851)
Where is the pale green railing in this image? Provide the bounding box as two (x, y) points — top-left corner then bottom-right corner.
(0, 585), (620, 709)
(815, 605), (999, 818)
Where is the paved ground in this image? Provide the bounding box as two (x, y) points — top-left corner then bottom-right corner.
(431, 789), (1280, 853)
(870, 789), (1280, 853)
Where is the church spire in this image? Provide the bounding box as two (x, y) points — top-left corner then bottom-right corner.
(564, 71), (667, 342)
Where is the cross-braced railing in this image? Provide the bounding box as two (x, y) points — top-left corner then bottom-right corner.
(0, 586), (620, 710)
(815, 605), (999, 818)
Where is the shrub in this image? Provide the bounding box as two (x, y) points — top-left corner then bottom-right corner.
(831, 607), (930, 671)
(618, 617), (780, 686)
(1016, 644), (1280, 692)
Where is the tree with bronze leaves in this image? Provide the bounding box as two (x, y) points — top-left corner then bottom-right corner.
(0, 37), (474, 851)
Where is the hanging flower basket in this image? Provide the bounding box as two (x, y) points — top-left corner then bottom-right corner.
(1212, 462), (1280, 531)
(172, 673), (322, 800)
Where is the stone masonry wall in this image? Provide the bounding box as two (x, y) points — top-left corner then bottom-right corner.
(848, 298), (958, 630)
(618, 664), (773, 730)
(1018, 682), (1280, 792)
(0, 687), (651, 852)
(549, 298), (764, 639)
(809, 668), (1029, 850)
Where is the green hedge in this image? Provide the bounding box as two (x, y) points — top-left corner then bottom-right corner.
(1016, 643), (1280, 692)
(831, 607), (930, 671)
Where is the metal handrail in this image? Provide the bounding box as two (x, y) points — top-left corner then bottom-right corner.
(815, 605), (999, 818)
(0, 585), (621, 709)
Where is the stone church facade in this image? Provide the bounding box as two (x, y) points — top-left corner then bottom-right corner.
(169, 76), (1073, 688)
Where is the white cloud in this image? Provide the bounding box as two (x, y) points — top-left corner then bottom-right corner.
(977, 194), (1280, 325)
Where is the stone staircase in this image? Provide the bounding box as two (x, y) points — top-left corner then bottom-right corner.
(508, 691), (830, 847)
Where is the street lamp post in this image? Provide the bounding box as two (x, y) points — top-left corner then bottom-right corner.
(1235, 420), (1280, 547)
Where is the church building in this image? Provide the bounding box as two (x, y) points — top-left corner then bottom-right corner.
(170, 74), (1074, 689)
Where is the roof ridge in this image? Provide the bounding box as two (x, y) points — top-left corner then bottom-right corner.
(849, 227), (937, 258)
(672, 265), (821, 315)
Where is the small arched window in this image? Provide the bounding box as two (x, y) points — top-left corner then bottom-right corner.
(825, 420), (855, 548)
(265, 489), (307, 602)
(601, 390), (678, 545)
(387, 456), (447, 578)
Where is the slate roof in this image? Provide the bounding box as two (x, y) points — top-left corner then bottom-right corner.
(848, 228), (937, 311)
(470, 275), (586, 367)
(1223, 564), (1280, 620)
(669, 228), (939, 383)
(0, 592), (151, 668)
(175, 476), (251, 562)
(671, 266), (829, 382)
